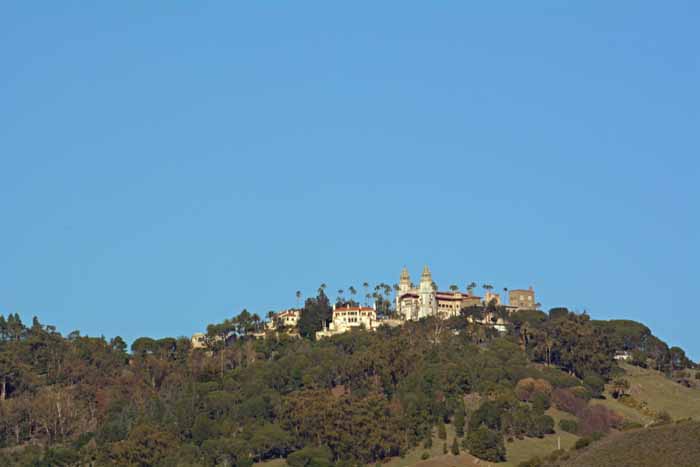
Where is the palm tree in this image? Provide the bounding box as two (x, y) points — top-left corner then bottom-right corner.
(363, 282), (369, 302)
(467, 282), (477, 295)
(503, 287), (508, 304)
(337, 289), (344, 304)
(318, 283), (327, 296)
(295, 290), (302, 308)
(348, 286), (357, 303)
(449, 284), (459, 292)
(365, 293), (371, 307)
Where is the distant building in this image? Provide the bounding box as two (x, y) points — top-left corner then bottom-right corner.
(483, 291), (501, 306)
(509, 287), (537, 310)
(191, 332), (207, 349)
(396, 266), (481, 320)
(266, 309), (301, 330)
(316, 304), (379, 339)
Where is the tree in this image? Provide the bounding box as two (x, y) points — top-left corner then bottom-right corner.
(437, 421), (447, 440)
(549, 307), (569, 321)
(298, 290), (332, 339)
(449, 284), (459, 292)
(348, 286), (357, 303)
(296, 290), (302, 307)
(131, 337), (158, 357)
(583, 374), (605, 398)
(611, 378), (630, 399)
(287, 446), (333, 467)
(454, 404), (465, 437)
(465, 426), (506, 462)
(451, 437), (460, 455)
(108, 423), (178, 466)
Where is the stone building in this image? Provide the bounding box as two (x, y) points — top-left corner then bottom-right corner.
(509, 287), (537, 310)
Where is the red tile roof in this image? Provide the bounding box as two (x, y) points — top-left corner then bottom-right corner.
(334, 306), (375, 312)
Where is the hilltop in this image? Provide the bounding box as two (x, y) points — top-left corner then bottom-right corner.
(0, 289), (697, 466)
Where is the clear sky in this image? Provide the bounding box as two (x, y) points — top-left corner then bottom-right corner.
(1, 3), (698, 358)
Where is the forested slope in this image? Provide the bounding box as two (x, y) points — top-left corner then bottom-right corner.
(0, 294), (695, 466)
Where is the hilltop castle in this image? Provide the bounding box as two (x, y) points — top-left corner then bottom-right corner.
(192, 265), (538, 345)
(396, 265), (482, 320)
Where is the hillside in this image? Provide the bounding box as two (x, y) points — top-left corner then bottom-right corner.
(1, 303), (697, 466)
(592, 363), (700, 425)
(562, 421), (700, 467)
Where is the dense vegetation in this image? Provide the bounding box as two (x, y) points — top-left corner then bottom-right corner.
(0, 293), (694, 466)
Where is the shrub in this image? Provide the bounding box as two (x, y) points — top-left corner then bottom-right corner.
(421, 452), (430, 460)
(518, 456), (543, 467)
(541, 368), (580, 388)
(532, 414), (555, 437)
(654, 410), (672, 426)
(468, 400), (505, 431)
(442, 442), (447, 454)
(583, 374), (605, 398)
(622, 421), (643, 431)
(531, 392), (551, 414)
(545, 449), (567, 462)
(695, 373), (700, 380)
(552, 388), (586, 416)
(437, 421), (447, 440)
(559, 419), (578, 434)
(286, 446), (333, 467)
(423, 436), (432, 448)
(611, 378), (630, 399)
(515, 378), (553, 402)
(578, 405), (623, 436)
(574, 437), (591, 450)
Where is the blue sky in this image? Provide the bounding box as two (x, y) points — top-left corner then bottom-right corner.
(1, 2), (698, 358)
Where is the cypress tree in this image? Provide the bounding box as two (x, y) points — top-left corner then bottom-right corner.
(454, 405), (466, 438)
(451, 437), (460, 455)
(437, 421), (447, 440)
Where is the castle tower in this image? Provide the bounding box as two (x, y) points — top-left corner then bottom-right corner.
(418, 265), (436, 318)
(399, 267), (411, 295)
(396, 267), (411, 318)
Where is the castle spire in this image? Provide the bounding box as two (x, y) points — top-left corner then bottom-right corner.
(421, 264), (432, 281)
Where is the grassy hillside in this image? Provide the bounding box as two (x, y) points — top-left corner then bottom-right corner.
(379, 408), (580, 467)
(593, 363), (700, 425)
(563, 421), (700, 467)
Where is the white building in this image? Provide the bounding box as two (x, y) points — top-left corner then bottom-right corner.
(191, 332), (207, 349)
(316, 304), (379, 339)
(266, 309), (301, 330)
